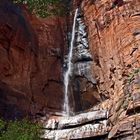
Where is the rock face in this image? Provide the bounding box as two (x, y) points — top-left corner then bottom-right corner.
(80, 0), (140, 139)
(64, 9), (100, 114)
(0, 0), (67, 119)
(43, 0), (140, 139)
(1, 0), (140, 139)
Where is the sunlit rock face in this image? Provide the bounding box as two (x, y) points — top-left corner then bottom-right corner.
(80, 0), (140, 139)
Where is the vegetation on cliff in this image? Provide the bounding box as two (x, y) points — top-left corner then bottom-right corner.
(0, 119), (41, 140)
(13, 0), (66, 17)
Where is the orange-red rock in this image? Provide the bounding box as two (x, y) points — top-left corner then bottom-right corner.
(0, 1), (67, 119)
(81, 0), (140, 138)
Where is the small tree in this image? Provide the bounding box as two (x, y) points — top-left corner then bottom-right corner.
(13, 0), (65, 17)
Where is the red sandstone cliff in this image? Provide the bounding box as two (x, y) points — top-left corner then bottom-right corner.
(0, 0), (140, 139)
(81, 0), (140, 139)
(0, 1), (67, 119)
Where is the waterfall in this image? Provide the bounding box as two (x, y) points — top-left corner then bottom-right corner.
(63, 8), (78, 115)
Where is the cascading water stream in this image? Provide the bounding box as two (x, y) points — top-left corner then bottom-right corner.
(63, 8), (78, 116)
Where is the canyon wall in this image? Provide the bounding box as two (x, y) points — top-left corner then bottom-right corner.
(0, 1), (67, 119)
(43, 0), (140, 139)
(0, 0), (140, 139)
(81, 0), (140, 139)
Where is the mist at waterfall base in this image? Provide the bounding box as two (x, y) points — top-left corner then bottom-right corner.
(63, 8), (78, 116)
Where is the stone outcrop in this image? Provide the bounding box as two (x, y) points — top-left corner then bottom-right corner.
(42, 109), (109, 139)
(44, 109), (108, 129)
(43, 121), (108, 139)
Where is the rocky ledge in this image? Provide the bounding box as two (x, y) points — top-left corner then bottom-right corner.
(42, 109), (109, 139)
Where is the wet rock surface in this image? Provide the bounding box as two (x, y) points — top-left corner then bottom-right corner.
(65, 9), (100, 113)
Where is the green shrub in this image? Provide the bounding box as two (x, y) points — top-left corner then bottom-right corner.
(128, 67), (140, 83)
(13, 0), (65, 17)
(0, 119), (41, 140)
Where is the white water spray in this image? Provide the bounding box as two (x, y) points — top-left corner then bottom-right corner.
(63, 8), (78, 115)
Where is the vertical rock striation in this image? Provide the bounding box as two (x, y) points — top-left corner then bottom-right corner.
(80, 0), (140, 139)
(63, 8), (100, 114)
